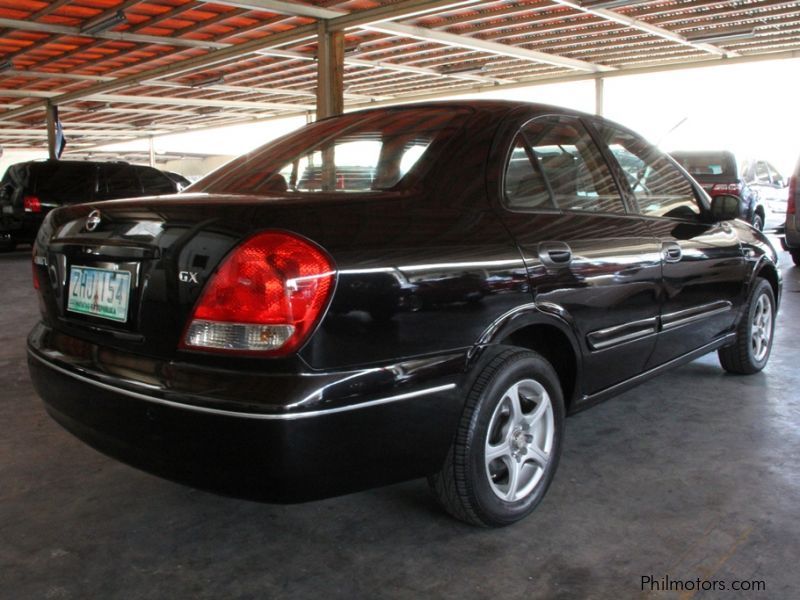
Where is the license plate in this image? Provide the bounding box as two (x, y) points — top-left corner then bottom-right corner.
(67, 266), (131, 323)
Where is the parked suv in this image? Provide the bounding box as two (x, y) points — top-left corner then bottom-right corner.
(670, 151), (767, 229)
(0, 160), (180, 251)
(780, 155), (800, 265)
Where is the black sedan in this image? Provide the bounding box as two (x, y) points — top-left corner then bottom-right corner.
(27, 101), (780, 527)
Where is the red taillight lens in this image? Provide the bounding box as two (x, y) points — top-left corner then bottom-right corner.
(788, 176), (796, 215)
(23, 195), (42, 213)
(181, 231), (335, 355)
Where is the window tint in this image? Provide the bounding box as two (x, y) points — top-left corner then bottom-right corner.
(194, 108), (469, 195)
(30, 162), (97, 203)
(600, 125), (700, 219)
(98, 165), (142, 199)
(503, 136), (555, 210)
(515, 116), (624, 213)
(136, 166), (177, 195)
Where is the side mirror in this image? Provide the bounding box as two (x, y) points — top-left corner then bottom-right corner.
(710, 194), (741, 221)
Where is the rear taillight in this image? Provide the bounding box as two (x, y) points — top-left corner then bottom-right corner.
(181, 231), (335, 356)
(23, 195), (42, 213)
(711, 183), (740, 195)
(788, 176), (796, 215)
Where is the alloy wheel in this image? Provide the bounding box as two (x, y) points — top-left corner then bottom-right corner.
(484, 379), (554, 502)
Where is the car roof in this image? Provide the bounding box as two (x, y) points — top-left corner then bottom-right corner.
(327, 99), (601, 123)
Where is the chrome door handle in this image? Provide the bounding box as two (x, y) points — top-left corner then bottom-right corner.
(538, 241), (573, 268)
(662, 242), (682, 263)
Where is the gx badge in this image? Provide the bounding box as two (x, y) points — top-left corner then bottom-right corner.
(178, 271), (199, 284)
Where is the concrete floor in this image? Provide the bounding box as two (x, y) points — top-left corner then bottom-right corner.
(2, 241), (799, 600)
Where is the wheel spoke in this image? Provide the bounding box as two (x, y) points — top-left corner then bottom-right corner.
(526, 444), (549, 469)
(505, 458), (521, 501)
(507, 383), (523, 425)
(524, 394), (550, 428)
(486, 441), (512, 464)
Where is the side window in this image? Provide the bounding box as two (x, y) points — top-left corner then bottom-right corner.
(741, 162), (754, 183)
(755, 162), (770, 184)
(598, 125), (700, 219)
(98, 165), (142, 200)
(767, 163), (783, 187)
(515, 116), (624, 213)
(503, 136), (555, 210)
(137, 166), (178, 195)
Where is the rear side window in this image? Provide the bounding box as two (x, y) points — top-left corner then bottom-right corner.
(503, 116), (624, 214)
(599, 125), (700, 219)
(98, 164), (142, 200)
(136, 166), (177, 195)
(504, 136), (555, 210)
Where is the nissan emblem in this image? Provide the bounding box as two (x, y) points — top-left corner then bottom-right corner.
(85, 210), (102, 232)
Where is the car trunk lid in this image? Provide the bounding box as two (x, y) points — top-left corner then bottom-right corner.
(32, 192), (411, 360)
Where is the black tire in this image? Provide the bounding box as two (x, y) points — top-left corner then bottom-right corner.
(752, 212), (764, 231)
(428, 348), (565, 527)
(718, 278), (775, 374)
(790, 249), (800, 267)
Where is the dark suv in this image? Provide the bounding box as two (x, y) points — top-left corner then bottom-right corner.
(670, 151), (766, 229)
(0, 160), (180, 251)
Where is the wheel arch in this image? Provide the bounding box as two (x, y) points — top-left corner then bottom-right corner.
(753, 259), (781, 309)
(469, 303), (583, 411)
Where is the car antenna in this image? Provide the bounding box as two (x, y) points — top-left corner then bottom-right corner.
(655, 116), (688, 147)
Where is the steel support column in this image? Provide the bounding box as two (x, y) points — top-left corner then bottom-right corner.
(45, 101), (58, 160)
(316, 20), (344, 120)
(595, 77), (604, 117)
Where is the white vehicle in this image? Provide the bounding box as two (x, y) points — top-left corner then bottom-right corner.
(741, 159), (789, 230)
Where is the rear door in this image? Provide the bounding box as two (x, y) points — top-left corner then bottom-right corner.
(496, 114), (662, 394)
(595, 122), (745, 368)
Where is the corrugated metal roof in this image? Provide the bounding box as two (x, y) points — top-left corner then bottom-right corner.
(1, 0), (798, 150)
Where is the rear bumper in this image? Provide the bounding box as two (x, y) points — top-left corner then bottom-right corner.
(27, 324), (465, 502)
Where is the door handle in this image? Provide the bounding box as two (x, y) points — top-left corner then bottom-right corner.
(538, 241), (573, 268)
(662, 242), (682, 263)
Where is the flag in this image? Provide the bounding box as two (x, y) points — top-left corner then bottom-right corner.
(55, 113), (67, 159)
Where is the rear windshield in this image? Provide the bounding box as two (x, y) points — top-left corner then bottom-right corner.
(192, 107), (470, 195)
(670, 152), (737, 180)
(30, 162), (97, 201)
